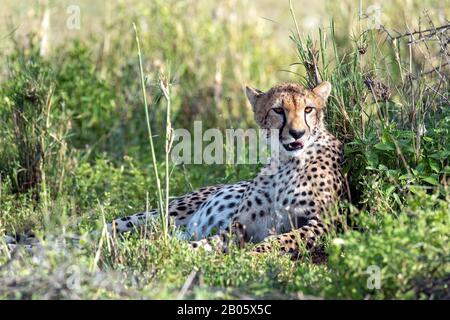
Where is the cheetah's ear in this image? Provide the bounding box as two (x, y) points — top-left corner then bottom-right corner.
(245, 86), (263, 109)
(312, 81), (332, 101)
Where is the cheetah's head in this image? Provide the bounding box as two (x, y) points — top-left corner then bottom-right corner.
(245, 82), (331, 157)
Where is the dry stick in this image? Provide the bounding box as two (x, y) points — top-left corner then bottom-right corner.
(159, 76), (173, 242)
(403, 21), (445, 163)
(407, 30), (416, 129)
(408, 29), (427, 164)
(133, 23), (166, 238)
(383, 23), (450, 42)
(177, 270), (198, 300)
(40, 84), (54, 222)
(407, 26), (450, 44)
(421, 62), (450, 76)
(413, 15), (449, 83)
(380, 23), (449, 78)
(382, 19), (450, 127)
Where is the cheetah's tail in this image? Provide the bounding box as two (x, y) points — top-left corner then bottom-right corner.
(1, 208), (185, 252)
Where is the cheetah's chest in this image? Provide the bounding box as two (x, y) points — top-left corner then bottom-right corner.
(238, 159), (314, 242)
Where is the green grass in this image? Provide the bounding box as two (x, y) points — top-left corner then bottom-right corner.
(0, 0), (449, 299)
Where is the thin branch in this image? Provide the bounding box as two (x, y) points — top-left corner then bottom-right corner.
(390, 23), (449, 42)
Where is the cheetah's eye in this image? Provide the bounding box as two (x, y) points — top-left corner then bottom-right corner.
(304, 107), (313, 113)
(272, 107), (284, 114)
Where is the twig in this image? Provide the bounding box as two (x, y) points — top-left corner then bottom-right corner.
(421, 62), (450, 76)
(388, 24), (450, 42)
(176, 270), (198, 300)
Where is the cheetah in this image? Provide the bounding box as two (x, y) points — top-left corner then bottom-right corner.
(5, 81), (345, 256)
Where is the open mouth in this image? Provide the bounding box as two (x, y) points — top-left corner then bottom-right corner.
(283, 140), (304, 151)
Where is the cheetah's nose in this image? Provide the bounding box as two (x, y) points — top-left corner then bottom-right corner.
(289, 129), (305, 140)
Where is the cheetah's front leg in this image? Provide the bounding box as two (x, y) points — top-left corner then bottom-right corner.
(253, 216), (328, 255)
(189, 221), (247, 253)
(190, 233), (228, 252)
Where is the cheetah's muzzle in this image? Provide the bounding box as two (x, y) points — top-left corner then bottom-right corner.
(283, 139), (304, 151)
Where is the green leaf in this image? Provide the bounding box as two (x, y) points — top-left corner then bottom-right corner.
(429, 153), (442, 160)
(421, 175), (439, 186)
(408, 185), (423, 195)
(374, 142), (395, 151)
(366, 151), (379, 167)
(416, 163), (426, 174)
(428, 159), (440, 173)
(384, 185), (396, 195)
